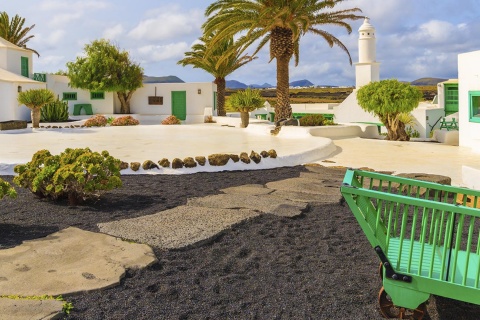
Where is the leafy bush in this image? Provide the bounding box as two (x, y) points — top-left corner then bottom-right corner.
(13, 148), (122, 205)
(111, 115), (140, 126)
(41, 98), (69, 122)
(299, 114), (326, 126)
(161, 115), (181, 125)
(84, 115), (107, 127)
(107, 117), (115, 125)
(0, 178), (17, 200)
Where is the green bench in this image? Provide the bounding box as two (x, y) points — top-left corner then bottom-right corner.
(73, 104), (93, 116)
(439, 117), (459, 131)
(354, 121), (384, 134)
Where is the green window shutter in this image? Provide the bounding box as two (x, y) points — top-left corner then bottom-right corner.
(21, 57), (29, 77)
(469, 91), (480, 123)
(90, 91), (105, 100)
(63, 92), (77, 100)
(444, 84), (459, 115)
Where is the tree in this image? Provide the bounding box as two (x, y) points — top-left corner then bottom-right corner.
(0, 12), (39, 57)
(66, 39), (143, 114)
(178, 32), (256, 116)
(356, 79), (423, 141)
(203, 0), (363, 121)
(17, 88), (55, 128)
(227, 88), (264, 128)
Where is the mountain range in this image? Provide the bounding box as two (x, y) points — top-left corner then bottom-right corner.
(226, 77), (448, 88)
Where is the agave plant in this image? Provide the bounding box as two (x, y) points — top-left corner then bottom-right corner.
(227, 88), (264, 128)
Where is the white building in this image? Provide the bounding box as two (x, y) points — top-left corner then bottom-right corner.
(0, 35), (217, 124)
(335, 17), (444, 139)
(458, 50), (480, 152)
(0, 37), (46, 122)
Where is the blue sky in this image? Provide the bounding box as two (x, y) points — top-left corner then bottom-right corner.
(2, 0), (480, 86)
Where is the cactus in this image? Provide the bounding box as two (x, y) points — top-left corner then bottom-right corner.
(41, 98), (69, 122)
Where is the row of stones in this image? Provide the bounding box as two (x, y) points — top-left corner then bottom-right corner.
(122, 149), (278, 171)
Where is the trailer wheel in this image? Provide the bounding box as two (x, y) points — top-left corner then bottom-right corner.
(378, 287), (426, 319)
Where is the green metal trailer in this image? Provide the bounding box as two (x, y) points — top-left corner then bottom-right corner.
(341, 169), (480, 319)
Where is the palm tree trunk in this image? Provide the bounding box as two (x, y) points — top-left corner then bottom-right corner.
(31, 109), (41, 128)
(215, 78), (226, 116)
(275, 54), (292, 121)
(271, 27), (293, 122)
(240, 111), (250, 128)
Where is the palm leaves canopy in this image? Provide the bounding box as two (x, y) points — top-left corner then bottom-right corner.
(178, 33), (256, 116)
(0, 12), (39, 57)
(203, 0), (363, 121)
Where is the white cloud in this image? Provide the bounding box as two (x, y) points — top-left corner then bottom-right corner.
(128, 9), (203, 42)
(39, 0), (109, 11)
(103, 24), (124, 40)
(137, 42), (190, 62)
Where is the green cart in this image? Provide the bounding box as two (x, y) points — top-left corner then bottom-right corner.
(341, 169), (480, 319)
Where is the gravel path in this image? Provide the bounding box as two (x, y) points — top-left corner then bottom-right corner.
(1, 166), (479, 319)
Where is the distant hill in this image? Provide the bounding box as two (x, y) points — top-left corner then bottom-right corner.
(410, 77), (448, 86)
(250, 83), (274, 89)
(226, 80), (248, 89)
(290, 79), (314, 87)
(143, 75), (184, 83)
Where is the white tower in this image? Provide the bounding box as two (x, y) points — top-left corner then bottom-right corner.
(355, 17), (380, 88)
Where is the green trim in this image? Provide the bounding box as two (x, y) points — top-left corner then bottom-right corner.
(20, 57), (29, 77)
(62, 92), (77, 101)
(468, 91), (480, 123)
(90, 91), (105, 100)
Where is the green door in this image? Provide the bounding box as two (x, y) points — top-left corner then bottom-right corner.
(171, 91), (187, 120)
(444, 84), (458, 115)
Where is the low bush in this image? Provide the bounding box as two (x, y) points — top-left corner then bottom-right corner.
(204, 115), (216, 123)
(13, 148), (122, 205)
(84, 115), (108, 127)
(299, 114), (326, 126)
(161, 115), (181, 125)
(41, 99), (69, 122)
(111, 116), (140, 126)
(0, 178), (17, 200)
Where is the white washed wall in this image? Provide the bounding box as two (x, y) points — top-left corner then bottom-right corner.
(458, 50), (480, 152)
(46, 75), (114, 115)
(119, 82), (217, 124)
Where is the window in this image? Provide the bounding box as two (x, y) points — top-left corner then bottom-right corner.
(63, 92), (77, 100)
(21, 57), (29, 77)
(469, 91), (480, 123)
(90, 91), (105, 100)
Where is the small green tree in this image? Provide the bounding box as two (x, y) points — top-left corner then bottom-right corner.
(356, 79), (422, 141)
(17, 89), (55, 128)
(0, 178), (17, 200)
(66, 39), (143, 114)
(227, 88), (264, 128)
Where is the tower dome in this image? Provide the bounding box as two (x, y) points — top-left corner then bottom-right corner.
(358, 17), (376, 63)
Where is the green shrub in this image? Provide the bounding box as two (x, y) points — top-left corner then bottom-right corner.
(299, 114), (326, 126)
(107, 117), (115, 125)
(84, 115), (107, 127)
(161, 115), (181, 125)
(41, 98), (69, 122)
(0, 178), (17, 200)
(13, 148), (122, 205)
(111, 115), (139, 126)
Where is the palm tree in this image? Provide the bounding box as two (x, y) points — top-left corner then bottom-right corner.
(0, 12), (39, 57)
(203, 0), (363, 121)
(17, 89), (55, 128)
(178, 32), (256, 116)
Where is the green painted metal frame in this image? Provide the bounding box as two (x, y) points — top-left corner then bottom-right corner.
(341, 169), (480, 309)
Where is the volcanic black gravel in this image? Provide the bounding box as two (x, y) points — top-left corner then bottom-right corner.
(1, 166), (479, 319)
